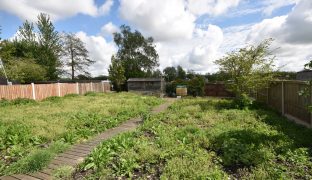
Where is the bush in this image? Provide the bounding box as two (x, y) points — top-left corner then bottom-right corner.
(0, 99), (11, 107)
(64, 93), (79, 98)
(53, 166), (74, 180)
(43, 96), (62, 102)
(84, 91), (97, 96)
(4, 141), (68, 174)
(0, 98), (36, 107)
(233, 93), (253, 109)
(187, 76), (205, 97)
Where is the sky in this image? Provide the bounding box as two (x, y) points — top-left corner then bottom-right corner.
(0, 0), (312, 76)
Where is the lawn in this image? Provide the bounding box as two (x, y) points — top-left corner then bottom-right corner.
(0, 92), (163, 175)
(77, 97), (312, 179)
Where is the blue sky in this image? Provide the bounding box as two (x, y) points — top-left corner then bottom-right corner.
(0, 0), (311, 75)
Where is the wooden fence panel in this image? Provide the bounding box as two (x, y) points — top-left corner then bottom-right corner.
(284, 81), (310, 124)
(35, 84), (58, 100)
(79, 83), (92, 95)
(0, 81), (110, 101)
(257, 88), (268, 103)
(0, 85), (33, 100)
(204, 83), (233, 97)
(268, 82), (282, 112)
(103, 82), (111, 92)
(92, 82), (102, 92)
(61, 83), (77, 96)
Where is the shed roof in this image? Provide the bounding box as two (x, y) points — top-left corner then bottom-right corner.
(127, 78), (163, 82)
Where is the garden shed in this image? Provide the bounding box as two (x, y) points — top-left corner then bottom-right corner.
(127, 78), (165, 95)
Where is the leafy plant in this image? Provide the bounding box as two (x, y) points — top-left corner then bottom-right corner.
(53, 165), (74, 180)
(84, 91), (97, 96)
(233, 93), (253, 109)
(43, 96), (62, 102)
(63, 93), (79, 98)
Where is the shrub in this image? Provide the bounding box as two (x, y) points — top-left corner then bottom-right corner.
(0, 98), (10, 107)
(12, 98), (36, 105)
(187, 76), (205, 97)
(84, 91), (97, 96)
(0, 98), (36, 107)
(43, 96), (62, 102)
(64, 93), (79, 98)
(53, 166), (74, 180)
(4, 141), (68, 174)
(233, 93), (253, 109)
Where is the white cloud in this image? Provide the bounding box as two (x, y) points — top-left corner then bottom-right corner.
(231, 0), (312, 72)
(75, 31), (116, 76)
(119, 0), (195, 41)
(101, 22), (118, 37)
(261, 0), (298, 16)
(187, 0), (240, 16)
(246, 16), (287, 43)
(98, 0), (114, 15)
(156, 25), (224, 73)
(118, 0), (242, 73)
(0, 0), (113, 22)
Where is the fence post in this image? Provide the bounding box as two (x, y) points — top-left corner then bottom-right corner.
(90, 82), (93, 91)
(76, 82), (79, 94)
(57, 82), (61, 97)
(31, 83), (36, 100)
(281, 81), (285, 115)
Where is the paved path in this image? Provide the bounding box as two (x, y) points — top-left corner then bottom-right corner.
(0, 98), (175, 180)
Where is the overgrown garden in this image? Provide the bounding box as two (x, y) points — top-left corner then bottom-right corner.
(76, 98), (312, 179)
(0, 93), (162, 175)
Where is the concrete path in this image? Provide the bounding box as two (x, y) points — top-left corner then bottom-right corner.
(0, 98), (175, 180)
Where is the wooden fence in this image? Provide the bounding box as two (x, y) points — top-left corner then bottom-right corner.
(252, 80), (312, 128)
(205, 83), (234, 97)
(0, 81), (111, 101)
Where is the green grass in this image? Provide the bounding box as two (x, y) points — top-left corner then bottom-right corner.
(79, 97), (312, 179)
(0, 92), (163, 175)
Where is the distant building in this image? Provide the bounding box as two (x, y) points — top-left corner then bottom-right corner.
(127, 78), (165, 95)
(296, 69), (312, 81)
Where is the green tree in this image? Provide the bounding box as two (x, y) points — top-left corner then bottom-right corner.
(205, 72), (231, 82)
(215, 39), (275, 98)
(5, 58), (46, 83)
(163, 66), (177, 82)
(13, 21), (37, 59)
(152, 69), (162, 77)
(177, 65), (186, 80)
(113, 25), (159, 79)
(0, 40), (47, 83)
(146, 69), (162, 78)
(186, 70), (196, 79)
(187, 75), (205, 97)
(18, 21), (36, 43)
(62, 33), (94, 80)
(108, 56), (126, 92)
(36, 13), (62, 80)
